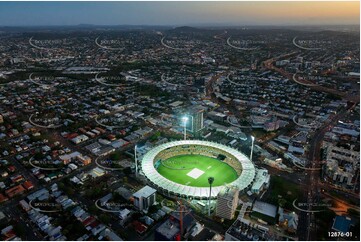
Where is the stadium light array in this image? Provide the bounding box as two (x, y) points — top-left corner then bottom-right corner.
(182, 116), (189, 140)
(250, 136), (255, 162)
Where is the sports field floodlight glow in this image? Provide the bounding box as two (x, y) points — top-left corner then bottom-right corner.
(182, 116), (189, 140)
(250, 136), (255, 163)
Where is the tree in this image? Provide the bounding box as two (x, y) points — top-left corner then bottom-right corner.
(123, 167), (132, 175)
(347, 208), (359, 217)
(148, 204), (159, 214)
(13, 223), (26, 238)
(58, 182), (65, 190)
(62, 229), (69, 236)
(149, 131), (161, 141)
(64, 187), (75, 196)
(109, 152), (121, 161)
(34, 152), (45, 160)
(88, 204), (98, 214)
(99, 214), (111, 224)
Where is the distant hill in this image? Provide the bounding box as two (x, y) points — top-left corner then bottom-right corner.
(167, 26), (210, 34)
(0, 24), (171, 33)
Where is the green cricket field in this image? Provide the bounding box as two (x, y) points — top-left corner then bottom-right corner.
(156, 154), (238, 187)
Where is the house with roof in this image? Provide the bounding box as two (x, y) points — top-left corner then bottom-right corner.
(0, 193), (8, 203)
(251, 200), (278, 225)
(1, 225), (17, 241)
(278, 207), (298, 233)
(99, 228), (123, 241)
(5, 184), (25, 198)
(119, 208), (132, 227)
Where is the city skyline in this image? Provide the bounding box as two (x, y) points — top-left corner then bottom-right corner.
(0, 1), (359, 27)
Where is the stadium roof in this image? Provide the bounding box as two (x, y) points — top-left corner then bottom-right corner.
(141, 140), (256, 199)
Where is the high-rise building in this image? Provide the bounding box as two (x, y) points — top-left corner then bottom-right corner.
(184, 107), (204, 135)
(192, 108), (204, 134)
(325, 143), (360, 187)
(216, 187), (239, 220)
(133, 185), (157, 211)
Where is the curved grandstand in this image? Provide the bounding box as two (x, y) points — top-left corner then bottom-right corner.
(141, 140), (256, 199)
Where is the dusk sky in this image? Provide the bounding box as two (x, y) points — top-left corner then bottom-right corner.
(0, 1), (359, 26)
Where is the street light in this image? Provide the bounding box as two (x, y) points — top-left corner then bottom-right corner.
(208, 177), (214, 216)
(182, 116), (188, 140)
(250, 136), (255, 163)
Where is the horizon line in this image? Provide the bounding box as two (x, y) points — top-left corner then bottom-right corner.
(0, 23), (359, 27)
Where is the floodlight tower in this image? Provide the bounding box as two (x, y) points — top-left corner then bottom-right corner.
(182, 116), (188, 140)
(250, 136), (255, 163)
(208, 177), (214, 216)
(134, 145), (138, 177)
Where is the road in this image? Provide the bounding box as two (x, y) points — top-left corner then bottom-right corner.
(205, 71), (228, 100)
(263, 54), (359, 103)
(192, 213), (226, 235)
(299, 102), (357, 240)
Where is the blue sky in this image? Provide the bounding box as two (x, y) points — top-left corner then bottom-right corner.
(0, 1), (359, 26)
